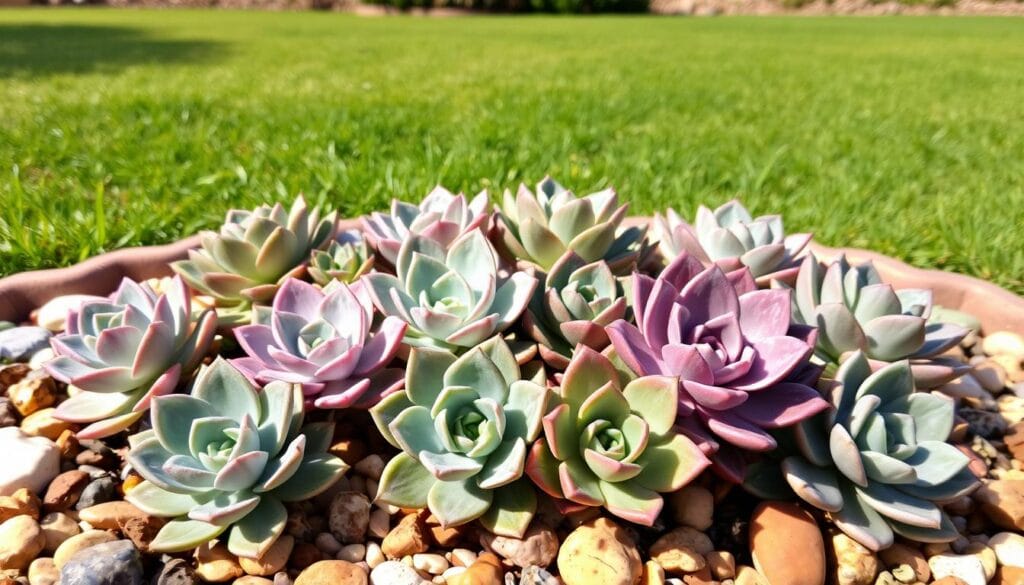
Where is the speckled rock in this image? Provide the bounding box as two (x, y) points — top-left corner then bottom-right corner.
(156, 558), (198, 585)
(329, 492), (370, 544)
(831, 532), (880, 585)
(368, 560), (426, 585)
(557, 518), (641, 585)
(59, 540), (143, 585)
(0, 427), (60, 496)
(294, 560), (367, 585)
(878, 543), (929, 583)
(480, 523), (557, 569)
(0, 515), (45, 571)
(649, 526), (713, 574)
(749, 502), (825, 585)
(928, 553), (987, 585)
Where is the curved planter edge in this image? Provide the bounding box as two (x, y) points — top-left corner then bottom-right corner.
(2, 218), (1022, 335)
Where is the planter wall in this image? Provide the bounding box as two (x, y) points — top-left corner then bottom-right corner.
(2, 218), (1022, 335)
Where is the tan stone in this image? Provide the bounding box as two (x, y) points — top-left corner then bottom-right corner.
(9, 376), (56, 417)
(669, 485), (714, 531)
(239, 535), (293, 576)
(446, 552), (504, 585)
(557, 517), (642, 585)
(649, 526), (712, 574)
(480, 522), (557, 569)
(233, 577), (274, 585)
(381, 511), (429, 559)
(832, 532), (880, 585)
(0, 489), (40, 523)
(975, 480), (1024, 531)
(878, 543), (929, 583)
(734, 565), (770, 585)
(78, 501), (148, 530)
(996, 566), (1024, 585)
(749, 501), (825, 585)
(195, 541), (245, 583)
(0, 515), (45, 571)
(19, 409), (72, 441)
(53, 529), (117, 569)
(641, 560), (665, 585)
(706, 551), (736, 580)
(294, 560), (367, 585)
(39, 512), (79, 554)
(27, 557), (58, 585)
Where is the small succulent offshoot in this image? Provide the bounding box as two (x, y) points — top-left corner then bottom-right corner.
(371, 336), (549, 537)
(308, 230), (375, 287)
(45, 276), (216, 439)
(125, 358), (347, 559)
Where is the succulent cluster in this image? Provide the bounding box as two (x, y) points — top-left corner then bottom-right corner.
(779, 352), (977, 550)
(653, 201), (811, 285)
(786, 254), (969, 388)
(39, 181), (980, 555)
(172, 197), (336, 325)
(126, 359), (347, 558)
(46, 277), (216, 439)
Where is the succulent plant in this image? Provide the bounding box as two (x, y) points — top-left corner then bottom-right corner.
(308, 230), (374, 287)
(522, 252), (627, 369)
(780, 351), (977, 551)
(492, 177), (648, 275)
(524, 346), (709, 525)
(361, 186), (490, 267)
(363, 229), (537, 350)
(785, 254), (969, 388)
(606, 252), (829, 482)
(371, 336), (548, 537)
(125, 358), (347, 558)
(652, 201), (812, 286)
(171, 197), (336, 325)
(45, 277), (217, 439)
(231, 278), (406, 410)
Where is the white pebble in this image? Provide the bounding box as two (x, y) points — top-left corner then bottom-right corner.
(989, 532), (1024, 568)
(450, 548), (477, 568)
(928, 553), (987, 585)
(366, 542), (385, 569)
(338, 544), (366, 562)
(369, 560), (426, 585)
(412, 554), (448, 575)
(368, 508), (390, 539)
(315, 532), (341, 555)
(384, 504), (401, 515)
(354, 455), (385, 480)
(442, 566), (467, 580)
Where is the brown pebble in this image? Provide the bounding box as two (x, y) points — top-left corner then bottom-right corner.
(328, 440), (367, 466)
(381, 511), (429, 559)
(294, 560), (367, 585)
(119, 514), (165, 552)
(0, 489), (40, 523)
(42, 471), (89, 513)
(446, 552), (503, 585)
(9, 376), (56, 417)
(289, 542), (323, 570)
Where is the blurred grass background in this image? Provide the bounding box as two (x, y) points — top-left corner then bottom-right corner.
(1, 11), (1022, 293)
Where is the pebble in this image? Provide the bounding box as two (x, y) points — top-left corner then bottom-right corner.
(43, 470), (89, 512)
(0, 516), (45, 571)
(294, 560), (367, 585)
(37, 296), (103, 332)
(831, 532), (880, 585)
(77, 501), (146, 530)
(240, 535), (293, 577)
(0, 327), (52, 361)
(381, 512), (428, 559)
(706, 551), (736, 580)
(992, 356), (1024, 385)
(649, 526), (712, 574)
(354, 455), (384, 480)
(558, 517), (641, 585)
(451, 549), (476, 568)
(0, 364), (30, 392)
(60, 540), (143, 585)
(668, 485), (714, 531)
(75, 477), (117, 510)
(39, 512), (80, 553)
(195, 541), (245, 582)
(365, 542), (385, 569)
(983, 332), (1024, 361)
(315, 533), (341, 556)
(0, 427), (60, 496)
(19, 409), (72, 441)
(329, 492), (371, 544)
(273, 572), (292, 585)
(27, 558), (58, 585)
(425, 514), (465, 548)
(54, 530), (118, 569)
(368, 508), (389, 539)
(1006, 422), (1024, 462)
(989, 532), (1024, 568)
(928, 553), (987, 585)
(748, 501), (825, 585)
(480, 523), (558, 569)
(412, 554), (448, 575)
(975, 360), (1009, 393)
(996, 566), (1024, 585)
(445, 552), (503, 585)
(156, 558), (198, 585)
(290, 542), (323, 569)
(964, 543), (997, 581)
(235, 578), (274, 585)
(368, 560), (426, 585)
(975, 479), (1024, 530)
(0, 398), (17, 429)
(878, 543), (929, 583)
(961, 408), (1008, 439)
(0, 489), (40, 523)
(734, 565), (770, 585)
(8, 376), (56, 417)
(337, 544), (365, 562)
(441, 567), (467, 581)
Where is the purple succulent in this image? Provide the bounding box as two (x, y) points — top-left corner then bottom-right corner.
(607, 253), (830, 482)
(232, 278), (406, 410)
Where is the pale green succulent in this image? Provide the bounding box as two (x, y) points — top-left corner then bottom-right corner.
(364, 230), (536, 351)
(125, 358), (347, 558)
(781, 351), (977, 551)
(308, 231), (374, 287)
(371, 336), (549, 538)
(171, 197), (336, 325)
(493, 177), (648, 275)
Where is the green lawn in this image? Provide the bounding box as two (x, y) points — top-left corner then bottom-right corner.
(1, 11), (1023, 293)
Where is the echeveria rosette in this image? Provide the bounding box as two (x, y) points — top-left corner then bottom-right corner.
(522, 252), (627, 370)
(125, 358), (347, 559)
(45, 277), (216, 439)
(786, 254), (969, 389)
(361, 186), (490, 267)
(606, 252), (830, 482)
(780, 351), (978, 551)
(308, 230), (374, 287)
(492, 177), (648, 275)
(364, 229), (537, 351)
(371, 337), (549, 537)
(525, 346), (709, 525)
(171, 197), (337, 325)
(231, 278), (406, 410)
(653, 201), (812, 286)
